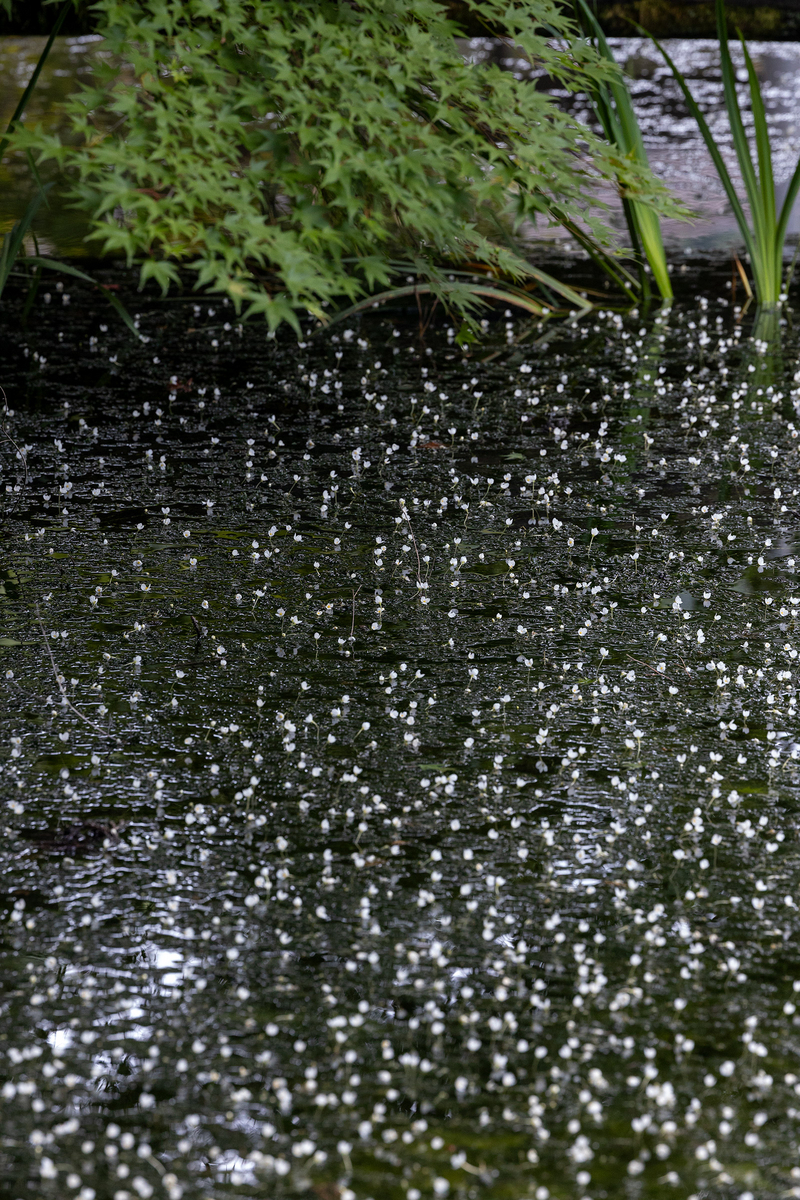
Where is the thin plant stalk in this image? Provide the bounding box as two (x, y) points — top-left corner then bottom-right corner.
(319, 277), (590, 333)
(0, 1), (137, 331)
(0, 0), (71, 159)
(0, 188), (47, 296)
(547, 203), (639, 301)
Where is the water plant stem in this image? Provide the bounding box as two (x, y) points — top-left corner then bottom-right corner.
(35, 604), (109, 737)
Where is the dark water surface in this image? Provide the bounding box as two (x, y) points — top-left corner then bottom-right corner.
(2, 265), (800, 1200)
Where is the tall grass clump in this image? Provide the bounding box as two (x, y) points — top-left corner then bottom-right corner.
(651, 0), (800, 308)
(14, 0), (680, 332)
(575, 0), (672, 303)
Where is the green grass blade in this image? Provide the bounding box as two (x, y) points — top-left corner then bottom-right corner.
(577, 0), (645, 157)
(620, 195), (644, 262)
(740, 38), (774, 230)
(776, 154), (800, 260)
(648, 29), (757, 270)
(101, 292), (140, 337)
(546, 206), (639, 300)
(404, 263), (593, 314)
(715, 0), (759, 204)
(343, 252), (593, 313)
(0, 0), (71, 159)
(577, 0), (672, 299)
(576, 2), (639, 164)
(321, 282), (552, 329)
(740, 35), (781, 297)
(0, 189), (46, 296)
(630, 200), (672, 300)
(591, 81), (625, 150)
(520, 264), (593, 312)
(714, 0), (772, 295)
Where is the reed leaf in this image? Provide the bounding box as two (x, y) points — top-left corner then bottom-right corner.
(575, 0), (673, 302)
(649, 0), (800, 305)
(0, 189), (47, 297)
(545, 204), (639, 300)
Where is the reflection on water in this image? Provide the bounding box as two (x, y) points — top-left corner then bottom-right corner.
(1, 257), (800, 1195)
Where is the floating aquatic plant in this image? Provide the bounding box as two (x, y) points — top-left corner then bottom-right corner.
(2, 262), (800, 1196)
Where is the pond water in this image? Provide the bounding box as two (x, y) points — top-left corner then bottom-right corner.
(2, 259), (800, 1200)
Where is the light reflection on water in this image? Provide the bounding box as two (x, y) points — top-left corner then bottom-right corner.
(606, 37), (800, 246)
(1, 255), (800, 1196)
